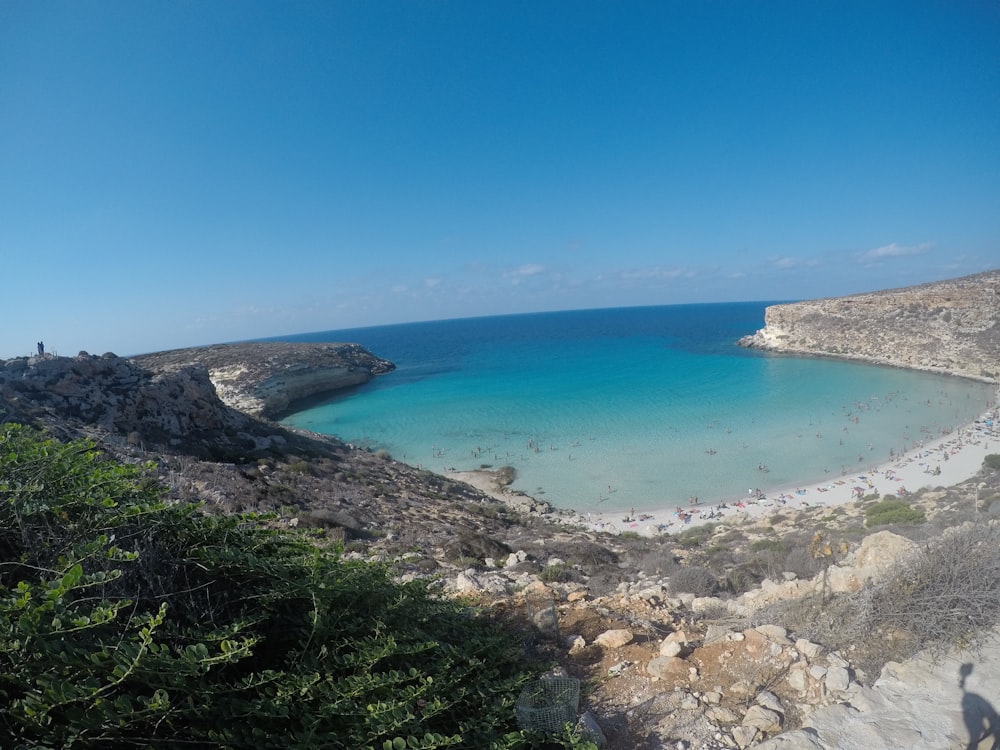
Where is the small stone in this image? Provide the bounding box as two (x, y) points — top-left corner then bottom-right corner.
(732, 725), (759, 748)
(704, 623), (733, 645)
(795, 637), (823, 659)
(826, 651), (849, 668)
(825, 665), (851, 693)
(660, 639), (683, 657)
(576, 711), (608, 748)
(566, 635), (586, 654)
(754, 624), (791, 643)
(786, 664), (808, 693)
(742, 704), (782, 733)
(706, 706), (740, 724)
(755, 690), (784, 714)
(808, 665), (828, 680)
(703, 690), (723, 704)
(680, 693), (700, 710)
(594, 628), (633, 649)
(646, 655), (688, 680)
(607, 661), (630, 677)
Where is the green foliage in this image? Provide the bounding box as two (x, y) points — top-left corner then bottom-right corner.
(287, 459), (313, 474)
(673, 522), (720, 548)
(750, 539), (788, 553)
(984, 453), (1000, 471)
(0, 424), (564, 749)
(864, 497), (926, 527)
(538, 564), (573, 583)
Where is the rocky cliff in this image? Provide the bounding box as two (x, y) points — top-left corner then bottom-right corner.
(739, 270), (1000, 382)
(0, 351), (253, 451)
(133, 341), (395, 417)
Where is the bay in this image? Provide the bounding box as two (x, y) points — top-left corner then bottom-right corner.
(277, 303), (994, 513)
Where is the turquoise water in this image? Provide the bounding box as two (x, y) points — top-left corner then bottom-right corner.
(277, 304), (995, 513)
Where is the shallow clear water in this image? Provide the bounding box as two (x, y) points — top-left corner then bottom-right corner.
(277, 303), (995, 513)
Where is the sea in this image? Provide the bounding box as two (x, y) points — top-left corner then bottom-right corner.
(276, 303), (995, 514)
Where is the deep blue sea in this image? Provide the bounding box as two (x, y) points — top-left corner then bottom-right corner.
(277, 303), (995, 513)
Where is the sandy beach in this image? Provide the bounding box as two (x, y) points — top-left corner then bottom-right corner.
(451, 394), (1000, 537)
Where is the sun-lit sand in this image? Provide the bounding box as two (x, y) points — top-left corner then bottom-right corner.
(451, 391), (1000, 537)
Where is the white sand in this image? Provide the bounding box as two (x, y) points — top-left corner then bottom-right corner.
(453, 395), (999, 537)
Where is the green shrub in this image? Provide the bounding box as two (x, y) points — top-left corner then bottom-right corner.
(287, 459), (312, 474)
(673, 522), (720, 549)
(750, 539), (788, 553)
(984, 453), (1000, 471)
(0, 425), (566, 749)
(539, 564), (573, 583)
(864, 497), (926, 527)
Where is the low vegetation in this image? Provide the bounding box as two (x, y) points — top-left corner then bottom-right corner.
(863, 496), (926, 527)
(0, 425), (592, 749)
(858, 521), (1000, 661)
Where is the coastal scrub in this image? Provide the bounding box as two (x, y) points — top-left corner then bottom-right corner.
(0, 425), (590, 749)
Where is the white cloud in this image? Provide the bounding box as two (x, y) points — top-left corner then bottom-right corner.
(861, 242), (933, 261)
(773, 256), (802, 269)
(619, 266), (690, 281)
(504, 263), (546, 278)
(423, 277), (442, 288)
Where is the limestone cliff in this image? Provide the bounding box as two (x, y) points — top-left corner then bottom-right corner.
(133, 341), (395, 417)
(0, 341), (395, 458)
(739, 270), (1000, 382)
(0, 351), (260, 453)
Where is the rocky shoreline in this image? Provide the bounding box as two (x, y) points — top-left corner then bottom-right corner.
(738, 269), (999, 383)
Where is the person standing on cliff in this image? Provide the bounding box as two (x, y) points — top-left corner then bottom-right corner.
(36, 341), (44, 356)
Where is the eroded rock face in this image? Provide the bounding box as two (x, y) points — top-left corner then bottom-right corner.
(739, 270), (1000, 382)
(133, 341), (395, 417)
(0, 352), (245, 445)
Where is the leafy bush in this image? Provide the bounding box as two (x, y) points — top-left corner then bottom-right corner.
(984, 453), (1000, 471)
(864, 497), (926, 527)
(673, 522), (720, 549)
(538, 564), (574, 583)
(0, 425), (577, 749)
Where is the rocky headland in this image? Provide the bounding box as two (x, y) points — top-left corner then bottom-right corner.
(2, 273), (1000, 749)
(739, 269), (1000, 382)
(133, 341), (396, 418)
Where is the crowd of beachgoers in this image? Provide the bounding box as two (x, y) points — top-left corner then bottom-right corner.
(571, 400), (999, 536)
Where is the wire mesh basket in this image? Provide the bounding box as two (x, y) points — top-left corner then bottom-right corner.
(515, 676), (581, 733)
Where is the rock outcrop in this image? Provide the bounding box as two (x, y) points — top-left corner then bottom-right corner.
(739, 270), (1000, 382)
(0, 352), (253, 450)
(133, 341), (395, 417)
(756, 637), (1000, 750)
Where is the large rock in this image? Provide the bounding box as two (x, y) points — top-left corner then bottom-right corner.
(757, 628), (1000, 749)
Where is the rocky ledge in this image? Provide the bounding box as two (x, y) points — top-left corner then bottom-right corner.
(133, 341), (395, 418)
(739, 270), (1000, 382)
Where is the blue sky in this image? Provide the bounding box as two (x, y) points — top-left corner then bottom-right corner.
(1, 1), (998, 358)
